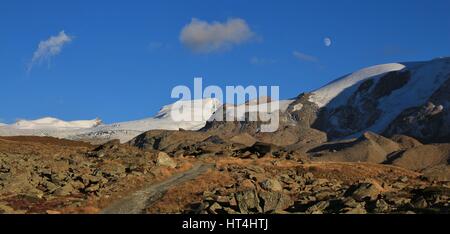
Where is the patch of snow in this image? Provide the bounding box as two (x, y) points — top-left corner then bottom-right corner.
(292, 103), (303, 112)
(309, 63), (407, 108)
(11, 117), (102, 130)
(154, 98), (220, 122)
(209, 99), (294, 122)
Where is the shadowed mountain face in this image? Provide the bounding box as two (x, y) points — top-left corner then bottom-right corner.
(312, 70), (412, 139)
(309, 58), (450, 143)
(383, 77), (450, 143)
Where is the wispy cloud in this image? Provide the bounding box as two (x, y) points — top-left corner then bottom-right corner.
(250, 56), (276, 65)
(292, 50), (318, 63)
(180, 18), (256, 53)
(28, 31), (73, 72)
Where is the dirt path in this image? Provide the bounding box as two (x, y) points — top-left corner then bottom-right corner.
(100, 163), (214, 214)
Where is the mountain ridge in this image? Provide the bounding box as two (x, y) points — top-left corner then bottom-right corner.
(1, 57), (449, 144)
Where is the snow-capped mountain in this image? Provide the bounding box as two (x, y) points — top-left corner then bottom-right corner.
(203, 57), (450, 144)
(11, 117), (102, 130)
(0, 98), (221, 143)
(309, 63), (407, 108)
(303, 57), (450, 142)
(1, 57), (449, 144)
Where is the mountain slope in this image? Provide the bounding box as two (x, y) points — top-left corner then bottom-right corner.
(309, 57), (450, 141)
(309, 63), (407, 108)
(0, 98), (220, 143)
(200, 57), (450, 145)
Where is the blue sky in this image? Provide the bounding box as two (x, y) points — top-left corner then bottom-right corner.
(1, 0), (449, 123)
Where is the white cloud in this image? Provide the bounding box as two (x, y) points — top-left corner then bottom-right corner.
(180, 18), (255, 53)
(292, 50), (318, 63)
(28, 31), (73, 72)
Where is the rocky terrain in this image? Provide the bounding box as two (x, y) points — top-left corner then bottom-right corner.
(149, 158), (450, 214)
(0, 136), (194, 214)
(0, 128), (449, 214)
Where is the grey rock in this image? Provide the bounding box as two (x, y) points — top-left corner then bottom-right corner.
(235, 190), (262, 214)
(260, 179), (283, 192)
(258, 191), (293, 213)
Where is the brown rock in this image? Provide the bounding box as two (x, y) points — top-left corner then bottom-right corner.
(156, 152), (177, 168)
(53, 184), (75, 196)
(348, 182), (383, 202)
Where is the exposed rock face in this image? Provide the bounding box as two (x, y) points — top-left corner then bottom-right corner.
(312, 70), (412, 139)
(128, 130), (210, 152)
(199, 94), (327, 146)
(383, 71), (450, 143)
(384, 102), (450, 144)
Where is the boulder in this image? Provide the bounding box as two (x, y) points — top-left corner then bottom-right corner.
(156, 152), (177, 168)
(374, 199), (390, 213)
(235, 190), (262, 214)
(258, 191), (293, 213)
(348, 182), (383, 202)
(53, 184), (75, 196)
(344, 207), (367, 214)
(0, 203), (14, 214)
(305, 201), (330, 214)
(260, 179), (283, 192)
(207, 202), (223, 214)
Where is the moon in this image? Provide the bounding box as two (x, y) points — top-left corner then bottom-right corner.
(324, 37), (332, 47)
